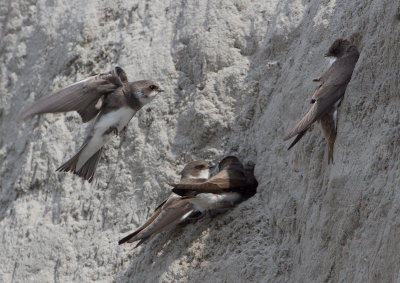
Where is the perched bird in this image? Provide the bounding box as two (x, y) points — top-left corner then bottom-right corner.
(284, 39), (360, 163)
(118, 161), (212, 247)
(171, 156), (257, 213)
(20, 67), (164, 182)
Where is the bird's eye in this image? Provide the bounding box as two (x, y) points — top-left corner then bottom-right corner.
(195, 165), (205, 169)
(149, 85), (156, 90)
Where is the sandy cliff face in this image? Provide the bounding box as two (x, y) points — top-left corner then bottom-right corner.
(1, 0), (399, 282)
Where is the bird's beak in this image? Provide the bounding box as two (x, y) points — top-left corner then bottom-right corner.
(324, 53), (330, 57)
(208, 165), (216, 170)
(158, 89), (165, 93)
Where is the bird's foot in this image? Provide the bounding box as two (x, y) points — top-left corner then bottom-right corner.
(105, 126), (119, 136)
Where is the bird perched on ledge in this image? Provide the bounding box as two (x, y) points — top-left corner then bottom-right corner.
(171, 156), (257, 211)
(20, 67), (164, 182)
(118, 156), (257, 247)
(284, 39), (360, 163)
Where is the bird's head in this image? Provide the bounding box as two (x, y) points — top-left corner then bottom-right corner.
(129, 80), (165, 105)
(180, 161), (213, 180)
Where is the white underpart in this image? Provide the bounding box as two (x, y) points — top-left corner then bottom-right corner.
(94, 98), (103, 110)
(76, 107), (136, 170)
(188, 192), (241, 212)
(329, 57), (337, 66)
(187, 169), (210, 180)
(178, 210), (195, 223)
(137, 90), (158, 106)
(332, 99), (342, 131)
(333, 109), (338, 131)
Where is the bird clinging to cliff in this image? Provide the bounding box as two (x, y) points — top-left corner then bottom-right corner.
(284, 39), (360, 163)
(20, 67), (164, 182)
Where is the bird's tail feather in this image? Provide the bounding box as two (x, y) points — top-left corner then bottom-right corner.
(320, 111), (337, 164)
(118, 233), (150, 247)
(57, 145), (103, 183)
(327, 141), (335, 164)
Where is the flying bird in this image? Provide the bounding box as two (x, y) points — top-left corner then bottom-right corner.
(20, 67), (164, 182)
(171, 156), (257, 213)
(284, 39), (360, 163)
(118, 160), (212, 247)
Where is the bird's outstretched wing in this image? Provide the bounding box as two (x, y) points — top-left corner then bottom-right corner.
(20, 67), (128, 122)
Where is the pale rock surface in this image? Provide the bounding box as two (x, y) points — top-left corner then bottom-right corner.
(1, 0), (399, 282)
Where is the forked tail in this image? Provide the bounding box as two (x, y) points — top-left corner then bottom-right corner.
(57, 146), (103, 183)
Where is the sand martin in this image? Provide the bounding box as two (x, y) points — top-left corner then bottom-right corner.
(171, 156), (257, 212)
(118, 161), (212, 247)
(20, 67), (164, 182)
(284, 39), (360, 163)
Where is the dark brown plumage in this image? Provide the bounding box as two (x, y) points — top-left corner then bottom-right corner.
(284, 39), (360, 163)
(118, 196), (194, 247)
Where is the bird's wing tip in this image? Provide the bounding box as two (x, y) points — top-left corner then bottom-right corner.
(18, 112), (31, 122)
(118, 234), (135, 245)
